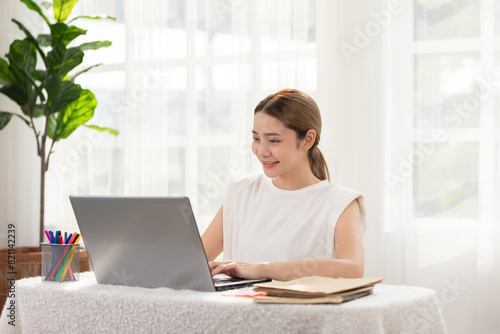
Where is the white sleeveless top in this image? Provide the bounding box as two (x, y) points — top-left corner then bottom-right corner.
(222, 174), (366, 262)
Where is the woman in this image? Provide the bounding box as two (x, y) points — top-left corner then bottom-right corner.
(201, 89), (366, 281)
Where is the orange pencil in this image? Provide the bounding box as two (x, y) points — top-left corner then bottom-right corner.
(58, 234), (81, 281)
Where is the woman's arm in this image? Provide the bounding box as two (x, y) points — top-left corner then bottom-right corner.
(209, 199), (364, 281)
(201, 205), (224, 261)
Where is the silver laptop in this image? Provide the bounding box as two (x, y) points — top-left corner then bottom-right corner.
(69, 195), (270, 292)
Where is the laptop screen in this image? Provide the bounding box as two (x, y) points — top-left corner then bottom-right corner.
(70, 196), (216, 291)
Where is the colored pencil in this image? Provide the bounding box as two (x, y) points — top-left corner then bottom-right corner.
(45, 233), (77, 280)
(43, 230), (81, 281)
(58, 234), (81, 281)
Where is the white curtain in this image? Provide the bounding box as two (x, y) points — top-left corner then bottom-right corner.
(68, 0), (318, 233)
(0, 0), (318, 237)
(316, 0), (500, 333)
(1, 0), (499, 332)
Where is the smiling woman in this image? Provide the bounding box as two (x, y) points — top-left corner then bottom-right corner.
(252, 112), (317, 190)
(252, 88), (329, 190)
(201, 89), (366, 281)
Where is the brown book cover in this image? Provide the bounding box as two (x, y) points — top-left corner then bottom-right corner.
(254, 286), (374, 304)
(252, 276), (383, 304)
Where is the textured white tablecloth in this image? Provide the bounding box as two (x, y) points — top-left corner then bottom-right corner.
(0, 271), (446, 334)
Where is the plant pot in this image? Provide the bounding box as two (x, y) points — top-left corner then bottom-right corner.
(0, 246), (90, 310)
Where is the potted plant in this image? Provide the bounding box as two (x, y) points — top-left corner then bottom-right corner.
(0, 0), (117, 308)
(0, 0), (118, 244)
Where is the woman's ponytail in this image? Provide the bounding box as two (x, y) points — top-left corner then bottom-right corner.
(308, 146), (330, 182)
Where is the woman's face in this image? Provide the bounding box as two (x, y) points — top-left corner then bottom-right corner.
(252, 112), (308, 181)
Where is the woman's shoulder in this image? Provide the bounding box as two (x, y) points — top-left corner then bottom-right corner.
(324, 183), (366, 230)
(319, 182), (363, 200)
(227, 174), (265, 195)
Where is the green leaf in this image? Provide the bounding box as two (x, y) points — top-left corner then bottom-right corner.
(46, 43), (64, 74)
(46, 44), (83, 77)
(4, 40), (37, 107)
(11, 19), (47, 65)
(68, 15), (116, 23)
(0, 112), (13, 130)
(34, 69), (47, 82)
(53, 0), (80, 23)
(77, 41), (112, 51)
(45, 75), (81, 113)
(20, 0), (50, 26)
(37, 34), (52, 47)
(6, 54), (45, 109)
(54, 89), (96, 139)
(41, 2), (52, 10)
(25, 88), (39, 116)
(50, 23), (87, 47)
(32, 105), (46, 118)
(68, 63), (102, 81)
(0, 84), (28, 107)
(7, 39), (37, 77)
(18, 114), (31, 126)
(0, 111), (30, 129)
(47, 113), (58, 139)
(85, 124), (119, 136)
(0, 58), (15, 85)
(59, 47), (84, 77)
(9, 56), (45, 104)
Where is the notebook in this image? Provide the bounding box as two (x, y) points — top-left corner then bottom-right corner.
(69, 195), (270, 292)
(252, 276), (383, 304)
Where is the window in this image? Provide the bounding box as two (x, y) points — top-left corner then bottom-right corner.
(412, 0), (499, 227)
(47, 0), (318, 232)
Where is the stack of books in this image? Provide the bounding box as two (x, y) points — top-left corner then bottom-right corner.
(252, 276), (383, 304)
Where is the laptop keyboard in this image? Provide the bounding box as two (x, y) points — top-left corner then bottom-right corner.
(212, 276), (247, 284)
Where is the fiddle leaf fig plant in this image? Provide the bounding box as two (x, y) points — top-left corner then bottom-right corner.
(0, 0), (118, 244)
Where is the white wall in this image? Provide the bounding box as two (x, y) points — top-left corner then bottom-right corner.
(316, 0), (387, 278)
(0, 1), (41, 247)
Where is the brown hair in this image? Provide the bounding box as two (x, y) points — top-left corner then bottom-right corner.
(254, 88), (330, 181)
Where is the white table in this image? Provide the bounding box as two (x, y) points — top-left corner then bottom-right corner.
(0, 271), (446, 334)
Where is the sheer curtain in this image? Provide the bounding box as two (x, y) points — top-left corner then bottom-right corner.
(1, 0), (317, 238)
(406, 1), (500, 332)
(67, 0), (317, 234)
(316, 0), (500, 333)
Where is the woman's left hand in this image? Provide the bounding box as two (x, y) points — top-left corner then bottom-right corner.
(209, 261), (267, 280)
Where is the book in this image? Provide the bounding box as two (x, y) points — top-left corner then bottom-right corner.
(252, 276), (383, 304)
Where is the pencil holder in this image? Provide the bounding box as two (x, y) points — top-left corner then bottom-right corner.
(41, 243), (80, 282)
